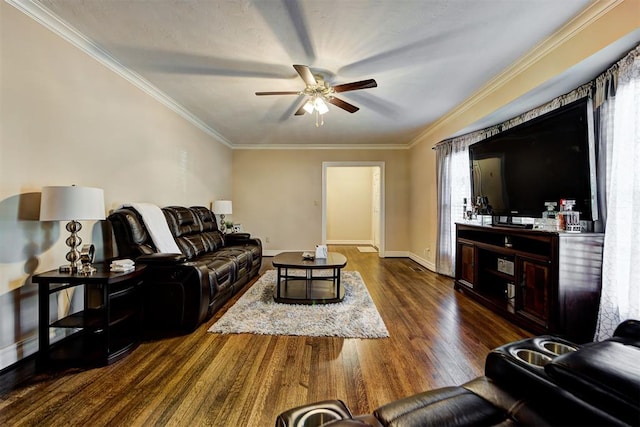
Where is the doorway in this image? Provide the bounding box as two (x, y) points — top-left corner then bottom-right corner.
(322, 162), (385, 257)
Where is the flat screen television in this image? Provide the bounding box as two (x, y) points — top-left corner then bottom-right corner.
(468, 98), (598, 222)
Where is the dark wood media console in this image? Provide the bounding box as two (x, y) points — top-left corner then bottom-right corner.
(455, 223), (604, 343)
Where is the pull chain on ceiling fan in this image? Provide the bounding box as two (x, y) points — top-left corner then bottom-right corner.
(255, 64), (377, 126)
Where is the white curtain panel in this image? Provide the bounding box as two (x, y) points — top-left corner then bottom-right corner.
(594, 46), (640, 340)
(435, 139), (472, 276)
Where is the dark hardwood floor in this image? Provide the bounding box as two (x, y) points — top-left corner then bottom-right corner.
(0, 246), (530, 426)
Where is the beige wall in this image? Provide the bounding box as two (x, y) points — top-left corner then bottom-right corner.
(233, 149), (408, 255)
(409, 141), (438, 269)
(1, 0), (638, 371)
(0, 3), (232, 369)
(408, 0), (640, 271)
(326, 167), (373, 243)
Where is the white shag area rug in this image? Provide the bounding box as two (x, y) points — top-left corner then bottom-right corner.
(208, 270), (389, 339)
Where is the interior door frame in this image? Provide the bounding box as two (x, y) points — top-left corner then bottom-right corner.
(322, 161), (385, 257)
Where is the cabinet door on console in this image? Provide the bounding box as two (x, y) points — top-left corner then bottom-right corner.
(518, 259), (550, 327)
(457, 243), (475, 287)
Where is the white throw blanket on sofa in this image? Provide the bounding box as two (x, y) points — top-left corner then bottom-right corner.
(121, 203), (182, 254)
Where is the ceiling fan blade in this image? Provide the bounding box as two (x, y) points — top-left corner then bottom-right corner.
(333, 79), (377, 93)
(255, 91), (301, 96)
(294, 104), (307, 115)
(293, 64), (317, 86)
(328, 97), (359, 113)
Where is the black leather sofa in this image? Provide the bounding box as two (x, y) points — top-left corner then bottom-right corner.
(108, 205), (262, 331)
(276, 319), (640, 426)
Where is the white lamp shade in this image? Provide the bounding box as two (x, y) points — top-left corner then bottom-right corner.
(40, 186), (106, 221)
(302, 100), (314, 114)
(314, 97), (329, 115)
(213, 200), (233, 215)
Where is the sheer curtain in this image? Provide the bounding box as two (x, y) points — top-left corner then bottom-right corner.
(594, 45), (640, 340)
(435, 127), (502, 276)
(435, 139), (471, 276)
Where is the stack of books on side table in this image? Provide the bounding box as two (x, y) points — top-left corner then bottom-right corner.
(110, 258), (135, 273)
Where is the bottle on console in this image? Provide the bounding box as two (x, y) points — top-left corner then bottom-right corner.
(559, 199), (581, 232)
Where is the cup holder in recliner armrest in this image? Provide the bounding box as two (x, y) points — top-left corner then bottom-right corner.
(512, 349), (552, 368)
(486, 336), (580, 376)
(484, 336), (630, 426)
(539, 340), (578, 356)
(275, 400), (353, 427)
(485, 335), (581, 397)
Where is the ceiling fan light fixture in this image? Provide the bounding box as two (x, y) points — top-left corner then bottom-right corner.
(314, 97), (329, 115)
(303, 100), (315, 114)
(256, 65), (375, 124)
(302, 99), (314, 114)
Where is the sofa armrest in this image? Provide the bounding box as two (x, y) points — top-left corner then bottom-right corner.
(613, 319), (640, 341)
(544, 340), (640, 425)
(139, 261), (209, 331)
(137, 253), (187, 264)
(224, 233), (251, 244)
(374, 385), (508, 426)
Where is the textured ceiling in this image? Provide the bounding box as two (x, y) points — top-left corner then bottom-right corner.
(20, 0), (631, 148)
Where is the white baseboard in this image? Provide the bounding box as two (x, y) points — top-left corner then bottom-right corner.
(262, 249), (313, 257)
(383, 250), (408, 258)
(263, 243), (376, 257)
(0, 335), (38, 371)
(326, 240), (374, 245)
(408, 252), (437, 272)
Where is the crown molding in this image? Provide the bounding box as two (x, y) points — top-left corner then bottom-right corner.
(232, 143), (409, 150)
(7, 0), (235, 149)
(408, 0), (627, 148)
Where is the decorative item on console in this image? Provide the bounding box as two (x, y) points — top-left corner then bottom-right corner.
(559, 199), (581, 232)
(534, 201), (561, 231)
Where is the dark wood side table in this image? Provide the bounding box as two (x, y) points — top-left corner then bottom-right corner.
(272, 252), (347, 304)
(33, 264), (145, 369)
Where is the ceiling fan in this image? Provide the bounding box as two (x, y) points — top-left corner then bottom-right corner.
(255, 64), (377, 125)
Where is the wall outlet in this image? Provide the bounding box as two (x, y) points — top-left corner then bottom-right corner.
(265, 236), (270, 243)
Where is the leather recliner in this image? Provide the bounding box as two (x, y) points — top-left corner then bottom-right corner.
(108, 205), (262, 331)
(276, 319), (640, 426)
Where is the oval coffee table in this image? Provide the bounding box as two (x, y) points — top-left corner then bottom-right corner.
(272, 251), (347, 304)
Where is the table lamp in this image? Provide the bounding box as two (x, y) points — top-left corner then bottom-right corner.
(213, 200), (232, 233)
(40, 185), (106, 273)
